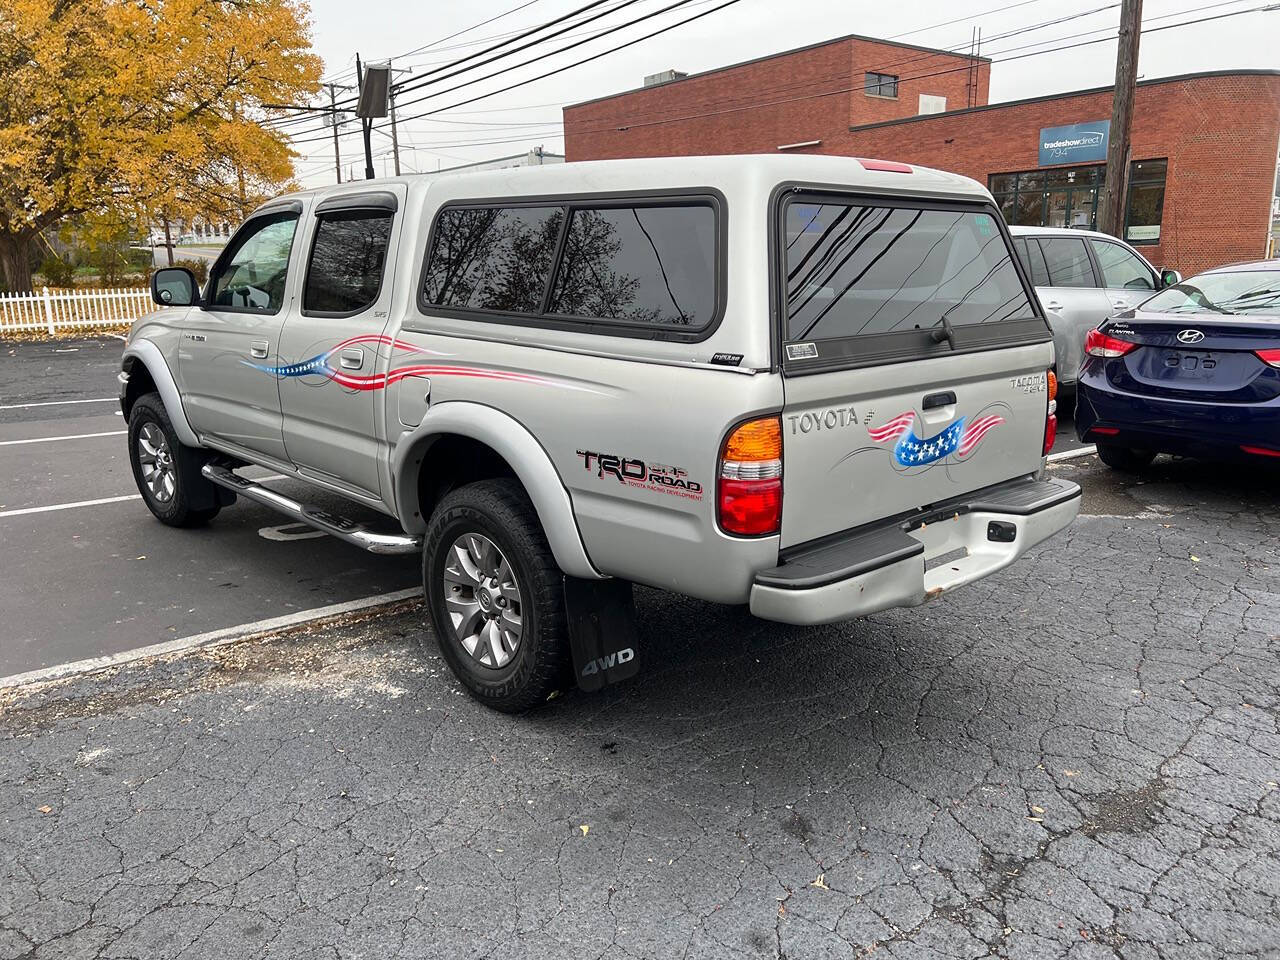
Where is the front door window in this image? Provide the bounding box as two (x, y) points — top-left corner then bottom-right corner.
(209, 213), (299, 313)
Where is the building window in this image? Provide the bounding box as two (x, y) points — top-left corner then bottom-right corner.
(990, 160), (1165, 240)
(1124, 158), (1167, 244)
(918, 94), (947, 115)
(864, 72), (898, 98)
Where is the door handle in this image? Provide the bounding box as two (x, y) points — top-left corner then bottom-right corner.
(249, 340), (269, 359)
(1111, 300), (1129, 309)
(1044, 300), (1063, 312)
(922, 390), (956, 410)
(339, 348), (364, 370)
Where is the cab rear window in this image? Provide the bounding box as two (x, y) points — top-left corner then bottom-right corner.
(783, 198), (1036, 342)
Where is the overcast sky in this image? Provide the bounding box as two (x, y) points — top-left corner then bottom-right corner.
(288, 0), (1279, 186)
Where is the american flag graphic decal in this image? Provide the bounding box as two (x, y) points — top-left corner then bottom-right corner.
(867, 411), (1005, 466)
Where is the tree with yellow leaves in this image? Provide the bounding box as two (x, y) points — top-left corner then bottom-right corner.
(0, 0), (322, 291)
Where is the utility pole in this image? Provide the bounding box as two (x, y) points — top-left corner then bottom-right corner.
(323, 82), (353, 184)
(389, 86), (401, 176)
(1100, 0), (1143, 238)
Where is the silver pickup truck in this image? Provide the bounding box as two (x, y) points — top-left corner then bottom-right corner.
(122, 155), (1080, 711)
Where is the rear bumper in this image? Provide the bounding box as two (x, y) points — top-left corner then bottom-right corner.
(1075, 376), (1280, 458)
(748, 476), (1080, 626)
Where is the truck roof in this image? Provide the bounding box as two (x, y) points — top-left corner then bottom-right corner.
(276, 154), (991, 211)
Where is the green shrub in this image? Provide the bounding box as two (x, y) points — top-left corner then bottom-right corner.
(39, 256), (76, 287)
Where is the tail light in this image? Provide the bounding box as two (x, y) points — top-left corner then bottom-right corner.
(1084, 328), (1138, 358)
(1241, 444), (1280, 458)
(1043, 369), (1058, 456)
(1255, 349), (1280, 368)
(718, 416), (782, 536)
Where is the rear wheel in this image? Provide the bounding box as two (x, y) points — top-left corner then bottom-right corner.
(422, 478), (570, 712)
(127, 393), (220, 527)
(1095, 442), (1156, 473)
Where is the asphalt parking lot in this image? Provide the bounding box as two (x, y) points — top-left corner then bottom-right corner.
(2, 453), (1277, 959)
(0, 334), (1090, 682)
(0, 337), (419, 680)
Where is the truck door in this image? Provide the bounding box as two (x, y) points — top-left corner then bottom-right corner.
(277, 188), (406, 498)
(179, 203), (303, 463)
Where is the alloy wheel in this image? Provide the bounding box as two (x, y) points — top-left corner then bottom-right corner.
(442, 533), (524, 668)
(136, 422), (176, 504)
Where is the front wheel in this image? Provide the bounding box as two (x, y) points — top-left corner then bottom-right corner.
(422, 478), (570, 713)
(1095, 442), (1156, 473)
(127, 393), (221, 527)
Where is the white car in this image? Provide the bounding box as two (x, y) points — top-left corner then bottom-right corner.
(1008, 225), (1179, 393)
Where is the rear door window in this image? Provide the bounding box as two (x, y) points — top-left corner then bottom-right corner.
(548, 205), (716, 328)
(1036, 237), (1095, 288)
(423, 206), (564, 313)
(783, 198), (1037, 343)
(303, 211), (394, 315)
(1088, 239), (1155, 291)
(1012, 236), (1050, 286)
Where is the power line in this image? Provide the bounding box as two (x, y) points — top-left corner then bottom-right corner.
(563, 2), (1275, 138)
(286, 0), (744, 146)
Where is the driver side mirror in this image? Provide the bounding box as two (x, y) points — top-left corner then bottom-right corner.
(151, 267), (200, 307)
(1159, 268), (1182, 289)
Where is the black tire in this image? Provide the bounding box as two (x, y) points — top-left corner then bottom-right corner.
(1095, 442), (1157, 473)
(127, 393), (221, 528)
(422, 478), (569, 713)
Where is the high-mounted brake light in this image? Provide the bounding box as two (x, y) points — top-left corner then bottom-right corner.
(1084, 328), (1138, 358)
(1255, 348), (1280, 369)
(857, 158), (913, 173)
(718, 416), (782, 536)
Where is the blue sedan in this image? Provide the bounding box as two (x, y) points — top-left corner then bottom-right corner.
(1075, 260), (1280, 470)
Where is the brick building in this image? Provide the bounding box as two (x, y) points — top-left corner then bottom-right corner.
(563, 34), (1280, 274)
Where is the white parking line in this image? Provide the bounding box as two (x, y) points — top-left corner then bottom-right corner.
(1047, 445), (1097, 463)
(0, 586), (423, 689)
(0, 397), (117, 410)
(0, 494), (140, 518)
(0, 474), (290, 519)
(0, 430), (126, 446)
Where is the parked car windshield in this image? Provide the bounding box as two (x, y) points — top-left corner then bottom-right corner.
(1142, 269), (1280, 315)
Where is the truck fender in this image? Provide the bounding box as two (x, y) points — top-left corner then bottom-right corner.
(391, 402), (603, 580)
(121, 339), (201, 448)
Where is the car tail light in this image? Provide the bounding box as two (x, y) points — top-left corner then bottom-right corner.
(719, 416), (782, 536)
(1091, 426), (1121, 436)
(1042, 369), (1058, 456)
(1241, 444), (1280, 458)
(1255, 349), (1280, 368)
(1084, 328), (1138, 358)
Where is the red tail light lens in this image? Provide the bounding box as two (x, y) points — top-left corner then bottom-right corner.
(1084, 328), (1138, 358)
(1043, 414), (1057, 455)
(1241, 444), (1280, 458)
(1255, 349), (1280, 369)
(718, 416), (782, 536)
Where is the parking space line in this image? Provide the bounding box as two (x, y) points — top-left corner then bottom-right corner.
(0, 587), (423, 689)
(1047, 445), (1097, 463)
(0, 430), (126, 446)
(0, 494), (141, 518)
(0, 397), (117, 410)
(0, 474), (290, 519)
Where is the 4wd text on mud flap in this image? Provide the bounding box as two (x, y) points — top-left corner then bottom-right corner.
(576, 450), (704, 500)
(581, 647), (635, 677)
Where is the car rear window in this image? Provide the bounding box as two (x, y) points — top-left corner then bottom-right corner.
(421, 197), (720, 337)
(783, 198), (1037, 342)
(1036, 237), (1095, 288)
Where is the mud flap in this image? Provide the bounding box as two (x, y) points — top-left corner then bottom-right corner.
(564, 577), (639, 692)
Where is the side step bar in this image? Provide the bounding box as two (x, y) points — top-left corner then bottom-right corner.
(202, 464), (421, 556)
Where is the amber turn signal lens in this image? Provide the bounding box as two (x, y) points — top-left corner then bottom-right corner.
(723, 416), (782, 462)
(1046, 369), (1058, 402)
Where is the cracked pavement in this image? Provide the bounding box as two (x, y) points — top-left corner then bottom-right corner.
(2, 455), (1278, 960)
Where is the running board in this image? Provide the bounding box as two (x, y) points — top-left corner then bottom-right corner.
(201, 464), (421, 556)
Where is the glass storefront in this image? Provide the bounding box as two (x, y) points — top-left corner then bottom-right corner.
(990, 159), (1167, 244)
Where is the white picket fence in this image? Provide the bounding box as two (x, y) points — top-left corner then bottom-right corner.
(0, 286), (153, 336)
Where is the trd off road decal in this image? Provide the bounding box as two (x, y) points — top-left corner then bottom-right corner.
(247, 335), (599, 393)
(868, 410), (1005, 467)
(576, 450), (704, 501)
